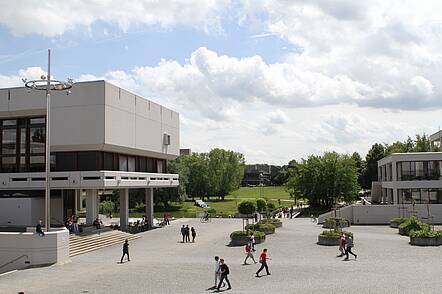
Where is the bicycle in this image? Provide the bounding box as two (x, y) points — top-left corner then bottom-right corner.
(200, 214), (211, 223)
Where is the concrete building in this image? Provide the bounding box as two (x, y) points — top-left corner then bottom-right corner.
(0, 80), (179, 230)
(242, 164), (280, 186)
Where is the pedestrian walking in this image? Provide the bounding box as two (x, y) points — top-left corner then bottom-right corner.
(213, 256), (225, 289)
(36, 220), (45, 237)
(191, 227), (196, 242)
(181, 225), (186, 243)
(289, 206), (294, 218)
(337, 233), (346, 257)
(216, 258), (231, 291)
(120, 239), (130, 263)
(254, 212), (258, 223)
(256, 248), (271, 277)
(344, 235), (357, 260)
(243, 243), (257, 265)
(185, 225), (190, 242)
(250, 234), (256, 251)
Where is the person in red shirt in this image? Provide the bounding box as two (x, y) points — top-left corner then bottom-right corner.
(243, 243), (257, 265)
(256, 248), (271, 277)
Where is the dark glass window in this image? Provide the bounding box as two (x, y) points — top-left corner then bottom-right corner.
(2, 129), (16, 155)
(30, 118), (45, 124)
(78, 152), (100, 171)
(56, 152), (77, 171)
(103, 152), (114, 170)
(30, 127), (45, 154)
(2, 120), (16, 126)
(30, 156), (45, 172)
(119, 155), (128, 171)
(138, 157), (146, 172)
(128, 156), (135, 172)
(146, 158), (154, 172)
(2, 156), (16, 172)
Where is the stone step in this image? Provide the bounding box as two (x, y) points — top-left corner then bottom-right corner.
(69, 230), (139, 257)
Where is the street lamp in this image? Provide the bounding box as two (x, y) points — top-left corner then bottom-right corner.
(23, 49), (73, 231)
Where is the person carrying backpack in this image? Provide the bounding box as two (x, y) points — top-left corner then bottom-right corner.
(344, 235), (357, 260)
(216, 258), (231, 291)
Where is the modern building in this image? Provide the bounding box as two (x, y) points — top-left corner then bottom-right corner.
(0, 80), (179, 230)
(242, 164), (280, 186)
(179, 148), (192, 156)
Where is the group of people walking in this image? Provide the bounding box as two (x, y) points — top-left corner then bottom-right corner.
(338, 233), (358, 260)
(180, 224), (197, 243)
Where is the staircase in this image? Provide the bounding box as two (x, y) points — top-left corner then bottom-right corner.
(69, 230), (140, 257)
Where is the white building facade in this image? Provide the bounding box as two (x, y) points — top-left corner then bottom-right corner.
(0, 80), (179, 229)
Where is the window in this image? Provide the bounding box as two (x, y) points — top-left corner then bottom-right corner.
(119, 155), (128, 171)
(78, 152), (100, 171)
(103, 152), (114, 170)
(30, 127), (45, 154)
(56, 152), (77, 171)
(128, 156), (135, 172)
(2, 129), (16, 155)
(30, 156), (45, 172)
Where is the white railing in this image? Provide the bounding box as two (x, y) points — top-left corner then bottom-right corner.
(0, 171), (179, 189)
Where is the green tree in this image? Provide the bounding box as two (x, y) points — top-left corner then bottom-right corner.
(286, 152), (359, 209)
(362, 143), (385, 189)
(351, 152), (365, 190)
(256, 198), (267, 212)
(237, 200), (256, 215)
(207, 148), (245, 200)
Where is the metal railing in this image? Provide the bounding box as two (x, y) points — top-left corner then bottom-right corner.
(0, 254), (29, 271)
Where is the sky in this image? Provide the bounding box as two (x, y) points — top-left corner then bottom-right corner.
(1, 0), (442, 165)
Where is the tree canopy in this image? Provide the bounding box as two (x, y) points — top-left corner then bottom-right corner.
(285, 152), (359, 208)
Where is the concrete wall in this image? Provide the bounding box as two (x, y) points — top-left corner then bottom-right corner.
(319, 204), (442, 225)
(104, 82), (180, 159)
(0, 228), (69, 274)
(0, 81), (180, 160)
(0, 197), (63, 227)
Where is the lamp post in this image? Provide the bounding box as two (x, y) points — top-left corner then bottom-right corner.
(23, 49), (73, 231)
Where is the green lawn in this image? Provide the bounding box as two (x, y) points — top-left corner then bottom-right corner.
(149, 186), (300, 219)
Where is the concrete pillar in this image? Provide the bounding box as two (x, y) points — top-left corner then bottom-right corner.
(145, 188), (154, 228)
(85, 189), (98, 225)
(74, 189), (79, 214)
(393, 189), (398, 204)
(120, 189), (129, 231)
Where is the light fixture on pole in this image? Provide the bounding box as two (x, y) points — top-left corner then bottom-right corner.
(23, 49), (73, 231)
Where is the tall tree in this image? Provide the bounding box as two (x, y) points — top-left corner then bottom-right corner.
(286, 152), (359, 209)
(351, 152), (364, 189)
(362, 143), (385, 189)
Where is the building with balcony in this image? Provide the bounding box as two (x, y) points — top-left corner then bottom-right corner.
(0, 80), (179, 229)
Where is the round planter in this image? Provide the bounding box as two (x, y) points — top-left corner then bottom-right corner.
(390, 222), (399, 229)
(398, 227), (408, 236)
(317, 235), (340, 246)
(230, 235), (265, 246)
(410, 236), (441, 246)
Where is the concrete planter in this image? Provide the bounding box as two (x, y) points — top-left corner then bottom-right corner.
(322, 223), (349, 229)
(390, 222), (399, 228)
(398, 227), (408, 236)
(230, 235), (265, 246)
(410, 237), (442, 246)
(317, 235), (340, 246)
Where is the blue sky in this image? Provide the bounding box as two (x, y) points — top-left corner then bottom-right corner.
(1, 1), (442, 164)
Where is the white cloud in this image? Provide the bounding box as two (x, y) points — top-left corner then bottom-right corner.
(0, 0), (230, 37)
(0, 67), (46, 88)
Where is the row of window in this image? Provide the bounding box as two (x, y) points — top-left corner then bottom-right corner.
(0, 117), (166, 173)
(398, 188), (442, 204)
(379, 161), (442, 181)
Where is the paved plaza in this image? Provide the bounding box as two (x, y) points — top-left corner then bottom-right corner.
(1, 218), (441, 294)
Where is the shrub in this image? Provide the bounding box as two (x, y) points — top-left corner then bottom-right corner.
(230, 230), (265, 239)
(134, 202), (146, 213)
(256, 198), (267, 212)
(390, 217), (407, 225)
(398, 216), (431, 236)
(267, 202), (276, 210)
(258, 219), (281, 225)
(320, 229), (353, 238)
(99, 200), (115, 215)
(324, 217), (350, 228)
(245, 223), (276, 233)
(409, 228), (442, 238)
(207, 208), (216, 214)
(238, 200), (256, 215)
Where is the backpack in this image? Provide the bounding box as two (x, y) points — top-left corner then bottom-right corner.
(223, 264), (230, 275)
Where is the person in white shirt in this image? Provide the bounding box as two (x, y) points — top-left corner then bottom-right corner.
(213, 256), (225, 289)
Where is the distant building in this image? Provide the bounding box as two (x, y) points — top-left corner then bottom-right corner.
(242, 164), (280, 186)
(180, 148), (192, 156)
